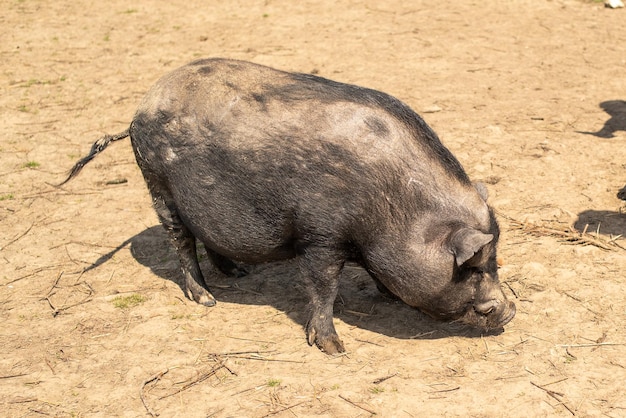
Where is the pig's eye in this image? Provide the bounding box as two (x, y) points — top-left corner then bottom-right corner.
(468, 267), (485, 281)
(454, 266), (483, 282)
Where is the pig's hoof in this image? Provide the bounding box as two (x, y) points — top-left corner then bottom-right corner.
(195, 292), (217, 307)
(214, 256), (249, 278)
(316, 336), (345, 355)
(306, 323), (345, 354)
(228, 266), (249, 278)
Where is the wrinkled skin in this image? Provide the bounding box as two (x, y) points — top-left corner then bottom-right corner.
(74, 58), (516, 354)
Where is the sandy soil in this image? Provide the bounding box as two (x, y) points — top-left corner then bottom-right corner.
(2, 0), (626, 416)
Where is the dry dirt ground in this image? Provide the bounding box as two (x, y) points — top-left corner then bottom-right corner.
(2, 0), (626, 417)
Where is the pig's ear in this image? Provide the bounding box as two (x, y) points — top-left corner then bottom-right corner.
(474, 182), (489, 201)
(449, 228), (493, 267)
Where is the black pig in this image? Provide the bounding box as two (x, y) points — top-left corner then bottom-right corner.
(62, 58), (515, 354)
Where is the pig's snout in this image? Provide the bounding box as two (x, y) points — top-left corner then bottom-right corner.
(473, 298), (516, 329)
(474, 299), (500, 315)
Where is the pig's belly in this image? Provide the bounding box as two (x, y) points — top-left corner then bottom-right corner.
(173, 188), (299, 263)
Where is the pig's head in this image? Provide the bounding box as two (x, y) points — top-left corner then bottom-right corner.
(364, 186), (515, 331)
(413, 221), (517, 330)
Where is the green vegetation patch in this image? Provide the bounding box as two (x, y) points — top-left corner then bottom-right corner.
(23, 161), (40, 169)
(112, 294), (147, 309)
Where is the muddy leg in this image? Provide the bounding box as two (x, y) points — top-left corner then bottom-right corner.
(149, 186), (216, 307)
(299, 246), (345, 354)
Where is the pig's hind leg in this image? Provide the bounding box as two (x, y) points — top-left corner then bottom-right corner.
(146, 180), (217, 307)
(204, 248), (249, 278)
(370, 274), (400, 300)
(299, 245), (346, 354)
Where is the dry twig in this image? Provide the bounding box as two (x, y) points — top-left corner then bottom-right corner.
(372, 372), (398, 384)
(531, 381), (575, 416)
(355, 338), (385, 347)
(504, 216), (619, 251)
(42, 275), (94, 317)
(0, 373), (28, 379)
(140, 369), (169, 417)
(8, 397), (38, 404)
(338, 394), (376, 415)
(261, 400), (307, 417)
(558, 342), (622, 348)
(47, 271), (63, 296)
(1, 223), (34, 251)
(2, 265), (63, 286)
(213, 350), (304, 364)
(158, 362), (233, 400)
(428, 386), (460, 393)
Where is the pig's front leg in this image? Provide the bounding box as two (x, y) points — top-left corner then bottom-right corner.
(299, 246), (346, 354)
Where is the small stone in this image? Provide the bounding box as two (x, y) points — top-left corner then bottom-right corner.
(422, 105), (442, 113)
(605, 0), (624, 8)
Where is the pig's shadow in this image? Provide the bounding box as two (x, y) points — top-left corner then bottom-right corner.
(110, 226), (508, 342)
(576, 100), (626, 138)
(573, 209), (626, 237)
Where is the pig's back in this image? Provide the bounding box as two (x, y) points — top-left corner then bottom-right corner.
(129, 59), (477, 260)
